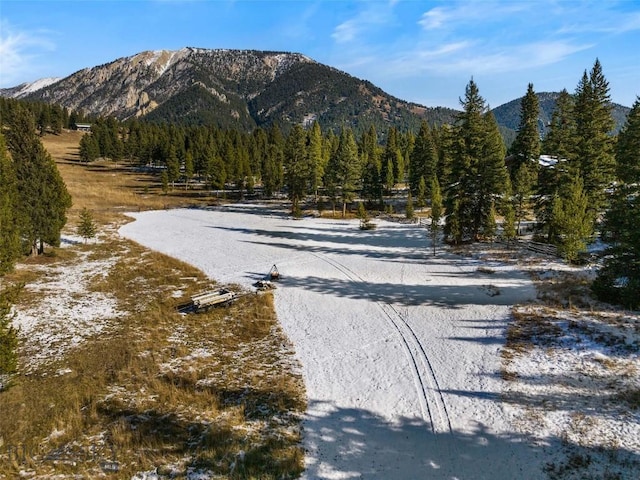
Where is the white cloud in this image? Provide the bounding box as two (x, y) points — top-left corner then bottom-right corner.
(383, 39), (592, 78)
(558, 9), (640, 35)
(332, 19), (359, 44)
(419, 1), (531, 31)
(419, 7), (448, 30)
(0, 22), (55, 87)
(331, 2), (396, 44)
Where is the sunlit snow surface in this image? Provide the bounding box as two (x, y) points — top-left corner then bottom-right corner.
(118, 205), (578, 479)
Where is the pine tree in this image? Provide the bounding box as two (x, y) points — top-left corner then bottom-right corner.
(37, 107), (51, 136)
(501, 175), (517, 243)
(308, 122), (325, 200)
(6, 106), (72, 255)
(549, 172), (593, 263)
(542, 89), (576, 162)
(0, 134), (21, 273)
(356, 201), (367, 221)
(77, 207), (97, 243)
(184, 151), (194, 190)
(166, 145), (180, 189)
(538, 89), (575, 238)
(417, 176), (427, 210)
(485, 202), (497, 242)
(382, 128), (399, 192)
(360, 125), (383, 206)
(385, 158), (395, 195)
(593, 97), (640, 308)
(444, 80), (507, 243)
(326, 127), (360, 217)
(512, 163), (534, 236)
(615, 96), (640, 183)
(161, 170), (169, 194)
(509, 83), (540, 233)
(284, 124), (310, 215)
(262, 143), (284, 197)
(79, 134), (100, 162)
(409, 121), (437, 196)
(405, 190), (414, 220)
(510, 83), (541, 165)
(429, 176), (443, 255)
(573, 59), (616, 215)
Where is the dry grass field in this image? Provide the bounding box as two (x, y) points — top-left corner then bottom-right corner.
(0, 131), (306, 479)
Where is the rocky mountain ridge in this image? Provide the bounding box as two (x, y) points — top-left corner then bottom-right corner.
(1, 47), (456, 133)
(2, 48), (629, 136)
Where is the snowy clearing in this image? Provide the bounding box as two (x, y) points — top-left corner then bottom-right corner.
(119, 205), (638, 479)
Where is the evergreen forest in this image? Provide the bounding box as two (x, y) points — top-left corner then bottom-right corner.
(1, 59), (638, 308)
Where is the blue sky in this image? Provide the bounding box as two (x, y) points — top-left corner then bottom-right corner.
(1, 0), (639, 109)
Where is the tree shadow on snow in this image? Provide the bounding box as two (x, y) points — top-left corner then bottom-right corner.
(301, 400), (639, 480)
(208, 223), (431, 259)
(276, 274), (533, 308)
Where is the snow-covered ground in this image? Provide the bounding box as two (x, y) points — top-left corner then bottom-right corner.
(119, 205), (557, 479)
(12, 244), (124, 371)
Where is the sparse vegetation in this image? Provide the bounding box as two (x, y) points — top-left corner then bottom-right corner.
(0, 285), (20, 390)
(76, 207), (97, 243)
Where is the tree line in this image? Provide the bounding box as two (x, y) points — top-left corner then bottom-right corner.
(0, 97), (93, 136)
(0, 102), (72, 268)
(74, 60), (638, 306)
(1, 59), (638, 308)
(0, 101), (75, 385)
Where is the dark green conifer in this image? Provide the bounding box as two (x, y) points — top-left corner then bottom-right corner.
(77, 207), (97, 243)
(573, 59), (616, 214)
(6, 106), (72, 255)
(409, 121), (437, 197)
(0, 134), (21, 273)
(593, 97), (640, 308)
(444, 80), (507, 243)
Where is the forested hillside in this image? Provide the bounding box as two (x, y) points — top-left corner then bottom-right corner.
(492, 91), (631, 145)
(0, 48), (458, 136)
(2, 58), (638, 308)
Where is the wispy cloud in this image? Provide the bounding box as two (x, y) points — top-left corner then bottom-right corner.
(331, 1), (396, 44)
(558, 9), (640, 35)
(419, 1), (531, 31)
(331, 0), (606, 80)
(386, 39), (592, 77)
(0, 21), (55, 86)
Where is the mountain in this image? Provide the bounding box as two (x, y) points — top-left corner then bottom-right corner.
(0, 77), (62, 99)
(492, 91), (631, 142)
(0, 47), (457, 133)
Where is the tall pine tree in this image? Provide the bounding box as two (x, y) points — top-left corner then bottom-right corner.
(593, 97), (640, 308)
(538, 89), (576, 239)
(0, 134), (21, 273)
(444, 80), (507, 243)
(549, 172), (593, 263)
(284, 124), (310, 215)
(409, 120), (437, 197)
(360, 125), (383, 206)
(326, 127), (361, 217)
(5, 106), (72, 255)
(573, 59), (616, 215)
(509, 83), (540, 234)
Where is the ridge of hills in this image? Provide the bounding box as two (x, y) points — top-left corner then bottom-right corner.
(1, 47), (630, 136)
(0, 47), (456, 134)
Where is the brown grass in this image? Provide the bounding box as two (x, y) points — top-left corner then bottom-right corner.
(41, 131), (212, 226)
(0, 131), (306, 478)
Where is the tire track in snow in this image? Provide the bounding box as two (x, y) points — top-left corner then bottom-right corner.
(310, 252), (452, 435)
